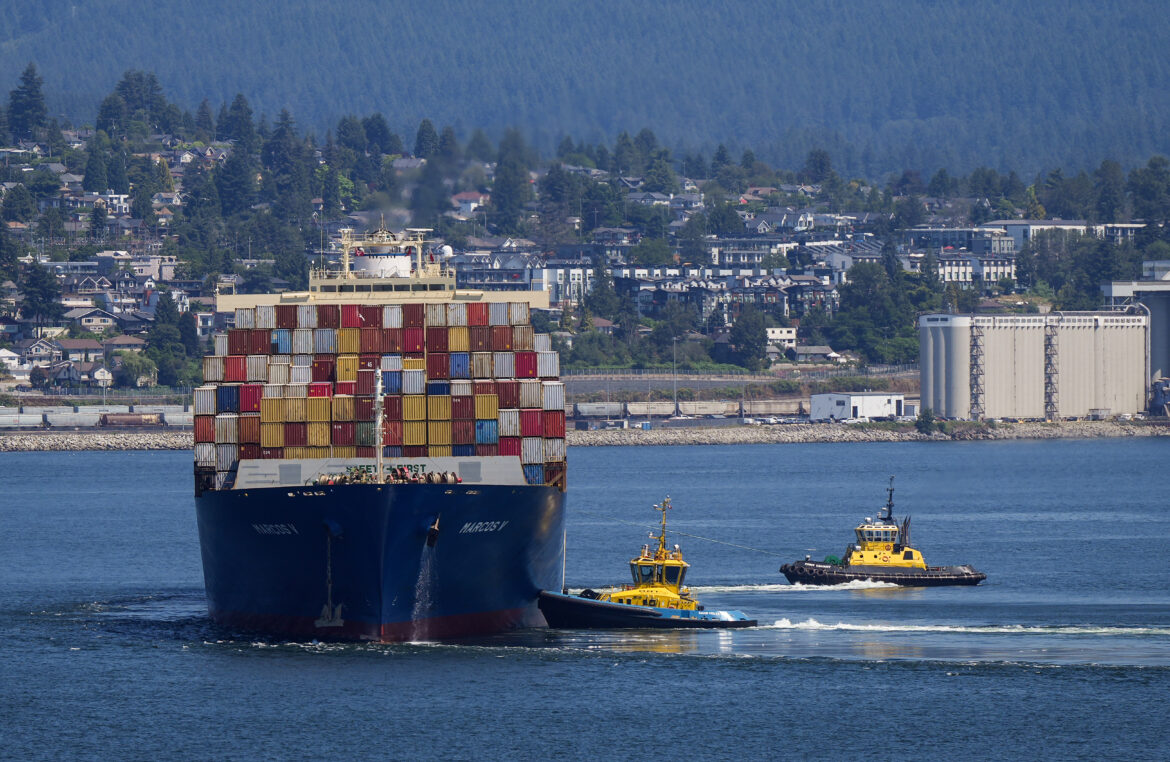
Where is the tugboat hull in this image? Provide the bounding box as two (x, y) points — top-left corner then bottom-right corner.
(780, 561), (986, 587)
(538, 591), (757, 629)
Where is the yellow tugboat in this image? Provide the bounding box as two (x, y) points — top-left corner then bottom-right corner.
(539, 498), (756, 628)
(780, 478), (986, 587)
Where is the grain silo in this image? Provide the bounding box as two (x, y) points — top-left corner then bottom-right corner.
(918, 312), (1148, 420)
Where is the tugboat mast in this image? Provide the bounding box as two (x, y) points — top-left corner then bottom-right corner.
(880, 476), (895, 522)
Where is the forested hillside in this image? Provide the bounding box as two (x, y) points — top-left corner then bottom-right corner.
(2, 0), (1169, 177)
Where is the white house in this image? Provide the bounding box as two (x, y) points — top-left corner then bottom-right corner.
(810, 392), (905, 421)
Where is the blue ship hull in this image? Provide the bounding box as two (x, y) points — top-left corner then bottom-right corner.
(194, 483), (566, 641)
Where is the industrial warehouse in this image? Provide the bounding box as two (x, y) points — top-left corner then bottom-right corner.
(919, 312), (1149, 420)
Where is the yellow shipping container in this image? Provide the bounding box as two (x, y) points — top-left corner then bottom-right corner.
(284, 446), (308, 459)
(427, 420), (452, 445)
(336, 354), (360, 382)
(260, 398), (286, 423)
(338, 328), (361, 354)
(307, 421), (331, 446)
(305, 446), (331, 458)
(331, 446), (357, 459)
(332, 395), (355, 421)
(403, 357), (426, 371)
(403, 395), (427, 420)
(428, 445), (453, 457)
(427, 395), (452, 420)
(475, 394), (499, 420)
(260, 422), (285, 448)
(404, 421), (427, 446)
(447, 326), (470, 352)
(306, 397), (331, 422)
(285, 397), (307, 422)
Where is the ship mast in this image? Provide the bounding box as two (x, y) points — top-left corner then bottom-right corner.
(375, 370), (384, 482)
(655, 496), (671, 556)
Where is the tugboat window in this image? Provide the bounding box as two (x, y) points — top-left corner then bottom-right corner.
(664, 566), (681, 586)
(639, 565), (655, 584)
(903, 550), (914, 560)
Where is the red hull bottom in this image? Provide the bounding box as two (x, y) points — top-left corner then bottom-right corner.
(209, 605), (544, 642)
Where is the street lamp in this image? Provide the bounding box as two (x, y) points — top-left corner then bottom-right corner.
(672, 336), (678, 416)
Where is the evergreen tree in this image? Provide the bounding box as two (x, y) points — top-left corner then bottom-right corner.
(96, 93), (129, 136)
(336, 115), (367, 153)
(222, 94), (256, 153)
(194, 99), (216, 141)
(21, 261), (63, 329)
(413, 119), (439, 158)
(361, 113), (398, 155)
(465, 129), (494, 163)
(83, 150), (108, 193)
(0, 102), (8, 142)
(410, 159), (450, 227)
(7, 63), (47, 140)
(730, 305), (767, 370)
(437, 126), (460, 164)
(89, 204), (108, 239)
(261, 109), (312, 222)
(1, 183), (36, 222)
(711, 144), (731, 171)
(107, 152), (130, 195)
(155, 159), (174, 192)
(216, 147), (255, 217)
(0, 224), (21, 280)
(178, 312), (201, 356)
(642, 150), (678, 194)
(490, 129), (531, 234)
(801, 149), (832, 183)
(707, 202), (742, 235)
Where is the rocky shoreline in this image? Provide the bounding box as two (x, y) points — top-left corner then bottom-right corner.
(0, 420), (1166, 452)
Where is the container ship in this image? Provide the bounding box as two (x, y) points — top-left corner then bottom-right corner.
(193, 229), (566, 641)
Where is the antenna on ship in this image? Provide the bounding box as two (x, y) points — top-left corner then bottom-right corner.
(881, 475), (895, 522)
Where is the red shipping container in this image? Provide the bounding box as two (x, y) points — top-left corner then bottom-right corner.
(228, 329), (249, 355)
(355, 396), (375, 421)
(425, 326), (448, 353)
(520, 409), (543, 437)
(341, 304), (362, 328)
(249, 329), (271, 355)
(356, 369), (377, 395)
(276, 304), (298, 329)
(498, 437), (522, 457)
(497, 380), (521, 408)
(542, 410), (566, 438)
(514, 351), (538, 378)
(284, 422), (308, 447)
(403, 327), (425, 353)
(427, 353), (450, 380)
(403, 303), (425, 327)
(475, 444), (498, 457)
(239, 384), (263, 413)
(468, 303), (489, 326)
(452, 395), (475, 419)
(382, 420), (404, 446)
(335, 381), (357, 395)
(469, 326), (491, 352)
(544, 462), (567, 488)
(317, 304), (340, 328)
(238, 444), (261, 460)
(404, 445), (428, 457)
(359, 305), (382, 327)
(382, 395), (403, 421)
(356, 446), (376, 458)
(491, 325), (513, 351)
(357, 354), (378, 370)
(404, 352), (425, 364)
(382, 328), (403, 353)
(360, 327), (383, 353)
(474, 381), (496, 395)
(308, 382), (333, 397)
(453, 419), (476, 445)
(224, 356), (247, 382)
(311, 359), (335, 383)
(194, 415), (215, 442)
(332, 421), (356, 445)
(261, 447), (284, 459)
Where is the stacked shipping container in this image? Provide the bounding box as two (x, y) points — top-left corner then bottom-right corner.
(194, 301), (565, 489)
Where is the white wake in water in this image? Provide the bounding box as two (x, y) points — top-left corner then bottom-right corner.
(765, 618), (1170, 636)
(691, 580), (900, 593)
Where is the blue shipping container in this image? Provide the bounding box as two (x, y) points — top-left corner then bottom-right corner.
(216, 384), (240, 413)
(475, 419), (499, 445)
(271, 329), (292, 354)
(449, 352), (470, 379)
(523, 465), (545, 485)
(314, 329), (338, 354)
(452, 444), (476, 457)
(382, 446), (403, 458)
(381, 371), (403, 395)
(427, 381), (450, 396)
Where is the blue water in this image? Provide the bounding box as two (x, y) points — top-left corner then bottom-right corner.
(2, 439), (1169, 759)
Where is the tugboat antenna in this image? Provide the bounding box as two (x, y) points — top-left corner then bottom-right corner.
(882, 476), (895, 522)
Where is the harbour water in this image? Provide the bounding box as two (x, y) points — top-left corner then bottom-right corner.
(2, 439), (1168, 759)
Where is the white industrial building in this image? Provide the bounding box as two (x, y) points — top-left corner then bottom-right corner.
(919, 312), (1148, 420)
(810, 392), (905, 421)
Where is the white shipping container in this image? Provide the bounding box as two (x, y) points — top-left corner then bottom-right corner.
(193, 386), (217, 415)
(255, 305), (276, 329)
(284, 383), (308, 398)
(380, 354), (403, 371)
(215, 413), (239, 443)
(292, 329), (314, 355)
(536, 351), (560, 378)
(202, 356), (224, 383)
(382, 304), (403, 329)
(246, 355), (268, 382)
(425, 303), (447, 326)
(45, 411), (102, 427)
(498, 409), (521, 437)
(518, 380), (543, 409)
(214, 471), (234, 490)
(541, 381), (566, 411)
(314, 329), (338, 354)
(471, 352), (494, 378)
(403, 369), (426, 395)
(509, 302), (529, 326)
(447, 303), (468, 327)
(213, 333), (229, 356)
(165, 412), (194, 427)
(290, 366), (313, 384)
(493, 352), (515, 379)
(0, 414), (45, 427)
(194, 442), (217, 467)
(215, 443), (238, 472)
(520, 437), (545, 465)
(235, 307), (256, 329)
(534, 334), (552, 352)
(263, 383), (285, 398)
(489, 302), (509, 326)
(296, 304), (317, 328)
(267, 362), (290, 385)
(292, 354), (312, 368)
(543, 437), (566, 462)
(450, 380), (473, 397)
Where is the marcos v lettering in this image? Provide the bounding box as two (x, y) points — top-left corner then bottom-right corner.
(459, 521), (509, 534)
(253, 523), (299, 535)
